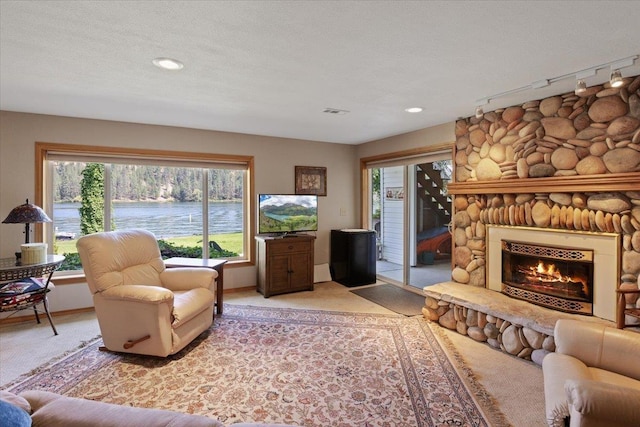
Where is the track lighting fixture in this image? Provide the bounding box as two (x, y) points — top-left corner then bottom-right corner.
(474, 99), (489, 119)
(610, 69), (623, 88)
(472, 55), (637, 118)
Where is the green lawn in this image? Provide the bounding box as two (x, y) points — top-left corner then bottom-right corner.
(54, 232), (244, 256)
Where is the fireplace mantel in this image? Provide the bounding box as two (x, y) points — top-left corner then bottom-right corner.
(447, 171), (640, 195)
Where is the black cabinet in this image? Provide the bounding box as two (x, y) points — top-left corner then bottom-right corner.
(330, 229), (376, 287)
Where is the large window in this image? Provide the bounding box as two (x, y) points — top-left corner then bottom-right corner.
(36, 143), (254, 273)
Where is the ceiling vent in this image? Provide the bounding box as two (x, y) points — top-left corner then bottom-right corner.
(322, 108), (349, 115)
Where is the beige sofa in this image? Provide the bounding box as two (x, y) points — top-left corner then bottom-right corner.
(542, 319), (640, 427)
(1, 390), (299, 427)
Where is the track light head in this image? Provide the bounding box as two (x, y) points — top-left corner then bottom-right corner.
(475, 106), (484, 119)
(610, 69), (623, 88)
(575, 79), (587, 95)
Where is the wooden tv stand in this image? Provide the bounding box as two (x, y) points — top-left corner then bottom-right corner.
(255, 234), (315, 298)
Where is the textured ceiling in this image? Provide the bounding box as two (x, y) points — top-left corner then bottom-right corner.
(1, 1), (639, 144)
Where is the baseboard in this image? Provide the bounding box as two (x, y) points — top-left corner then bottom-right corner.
(0, 306), (95, 326)
(314, 263), (332, 283)
(223, 285), (257, 294)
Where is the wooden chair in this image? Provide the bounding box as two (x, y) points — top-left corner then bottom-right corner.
(616, 288), (640, 329)
(0, 256), (63, 335)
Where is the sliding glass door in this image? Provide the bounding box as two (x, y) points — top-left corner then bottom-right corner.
(411, 160), (453, 289)
(364, 151), (452, 289)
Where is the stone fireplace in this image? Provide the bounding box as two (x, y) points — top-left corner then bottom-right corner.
(422, 75), (640, 363)
(447, 74), (640, 321)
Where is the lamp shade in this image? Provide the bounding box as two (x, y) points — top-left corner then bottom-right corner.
(2, 199), (52, 224)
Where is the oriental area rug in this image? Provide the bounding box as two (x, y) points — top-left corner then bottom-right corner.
(7, 305), (509, 427)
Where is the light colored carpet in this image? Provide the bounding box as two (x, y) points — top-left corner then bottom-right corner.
(227, 281), (397, 314)
(432, 325), (546, 427)
(0, 281), (546, 426)
(0, 311), (101, 386)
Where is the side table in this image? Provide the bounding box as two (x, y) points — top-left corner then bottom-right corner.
(0, 254), (65, 335)
(164, 257), (227, 315)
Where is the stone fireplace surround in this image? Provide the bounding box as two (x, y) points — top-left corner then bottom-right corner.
(422, 75), (640, 364)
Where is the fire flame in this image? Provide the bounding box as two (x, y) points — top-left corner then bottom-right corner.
(537, 261), (556, 277)
(530, 260), (574, 283)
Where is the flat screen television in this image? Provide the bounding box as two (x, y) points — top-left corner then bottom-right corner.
(258, 194), (318, 234)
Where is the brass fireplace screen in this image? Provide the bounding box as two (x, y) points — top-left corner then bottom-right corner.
(501, 240), (594, 315)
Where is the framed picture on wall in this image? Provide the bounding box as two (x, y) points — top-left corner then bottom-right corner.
(385, 187), (404, 200)
(295, 166), (327, 196)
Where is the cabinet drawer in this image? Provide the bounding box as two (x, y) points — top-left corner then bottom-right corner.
(268, 240), (311, 254)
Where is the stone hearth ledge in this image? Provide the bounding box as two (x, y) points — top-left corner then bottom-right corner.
(422, 281), (613, 365)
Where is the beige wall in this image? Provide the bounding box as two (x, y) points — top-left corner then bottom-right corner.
(356, 123), (454, 159)
(0, 111), (361, 309)
(0, 111), (455, 314)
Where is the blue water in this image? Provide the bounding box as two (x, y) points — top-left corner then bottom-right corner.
(54, 201), (243, 239)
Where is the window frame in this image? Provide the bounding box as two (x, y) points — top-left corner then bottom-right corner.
(35, 142), (255, 279)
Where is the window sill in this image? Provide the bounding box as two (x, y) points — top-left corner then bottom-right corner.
(52, 259), (254, 285)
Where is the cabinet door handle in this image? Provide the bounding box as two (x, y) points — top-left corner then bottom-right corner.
(288, 245), (294, 250)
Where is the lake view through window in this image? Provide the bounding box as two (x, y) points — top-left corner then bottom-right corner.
(38, 143), (252, 273)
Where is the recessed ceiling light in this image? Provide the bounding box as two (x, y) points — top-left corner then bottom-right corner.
(152, 57), (184, 71)
(405, 107), (423, 113)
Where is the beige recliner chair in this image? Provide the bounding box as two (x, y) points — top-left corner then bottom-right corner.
(77, 229), (217, 357)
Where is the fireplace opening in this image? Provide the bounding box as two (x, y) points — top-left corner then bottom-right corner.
(501, 240), (594, 315)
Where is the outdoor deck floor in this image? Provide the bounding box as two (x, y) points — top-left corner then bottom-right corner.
(377, 257), (452, 290)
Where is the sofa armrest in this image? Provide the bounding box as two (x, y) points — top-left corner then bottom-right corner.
(543, 352), (593, 426)
(160, 268), (217, 293)
(565, 379), (640, 427)
(100, 284), (174, 304)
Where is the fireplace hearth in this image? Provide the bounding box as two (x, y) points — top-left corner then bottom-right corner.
(501, 240), (594, 315)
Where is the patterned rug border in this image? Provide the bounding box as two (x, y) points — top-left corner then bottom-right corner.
(6, 304), (510, 426)
(426, 321), (511, 427)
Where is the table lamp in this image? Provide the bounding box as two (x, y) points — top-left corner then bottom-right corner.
(2, 199), (52, 244)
